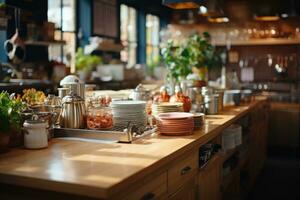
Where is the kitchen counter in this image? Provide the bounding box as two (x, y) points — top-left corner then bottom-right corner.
(0, 99), (266, 199)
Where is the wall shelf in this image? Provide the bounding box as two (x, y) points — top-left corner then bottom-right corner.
(24, 40), (66, 46)
(214, 38), (300, 46)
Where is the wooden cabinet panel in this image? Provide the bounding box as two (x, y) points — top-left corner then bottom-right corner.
(198, 155), (221, 200)
(169, 178), (196, 200)
(168, 150), (198, 195)
(120, 172), (167, 200)
(93, 0), (117, 38)
(269, 103), (300, 149)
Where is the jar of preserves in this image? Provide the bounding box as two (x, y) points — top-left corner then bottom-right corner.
(86, 98), (113, 130)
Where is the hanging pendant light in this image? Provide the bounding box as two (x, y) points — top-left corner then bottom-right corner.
(252, 0), (280, 21)
(162, 0), (202, 9)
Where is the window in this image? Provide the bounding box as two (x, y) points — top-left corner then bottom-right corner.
(146, 14), (160, 68)
(48, 0), (76, 72)
(120, 4), (137, 68)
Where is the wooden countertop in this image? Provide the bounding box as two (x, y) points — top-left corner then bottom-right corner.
(0, 100), (265, 199)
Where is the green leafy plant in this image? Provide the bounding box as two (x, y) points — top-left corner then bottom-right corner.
(75, 48), (102, 72)
(0, 92), (26, 133)
(161, 40), (192, 82)
(187, 32), (221, 70)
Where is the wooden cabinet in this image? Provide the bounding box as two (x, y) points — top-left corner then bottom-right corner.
(169, 178), (197, 200)
(198, 155), (221, 200)
(121, 172), (167, 200)
(93, 0), (117, 38)
(168, 150), (198, 195)
(268, 102), (300, 150)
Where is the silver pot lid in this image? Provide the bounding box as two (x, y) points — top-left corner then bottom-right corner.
(60, 75), (84, 86)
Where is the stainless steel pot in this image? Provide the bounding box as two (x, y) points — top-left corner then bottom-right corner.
(61, 92), (86, 129)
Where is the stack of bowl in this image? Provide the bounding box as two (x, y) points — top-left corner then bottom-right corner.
(157, 112), (194, 136)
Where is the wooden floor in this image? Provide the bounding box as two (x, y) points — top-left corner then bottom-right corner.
(248, 154), (300, 200)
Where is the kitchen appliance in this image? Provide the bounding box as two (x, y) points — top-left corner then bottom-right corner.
(60, 75), (85, 99)
(23, 119), (48, 149)
(61, 92), (86, 129)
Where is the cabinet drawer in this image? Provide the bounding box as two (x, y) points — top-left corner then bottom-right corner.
(168, 150), (198, 195)
(123, 172), (167, 200)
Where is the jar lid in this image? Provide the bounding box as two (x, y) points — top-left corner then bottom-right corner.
(23, 119), (47, 129)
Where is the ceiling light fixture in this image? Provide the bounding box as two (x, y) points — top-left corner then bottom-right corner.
(162, 0), (202, 9)
(207, 16), (229, 23)
(198, 5), (208, 15)
(254, 15), (280, 21)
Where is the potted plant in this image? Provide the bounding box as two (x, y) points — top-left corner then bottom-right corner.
(75, 47), (102, 80)
(187, 32), (221, 86)
(161, 40), (193, 83)
(0, 92), (26, 152)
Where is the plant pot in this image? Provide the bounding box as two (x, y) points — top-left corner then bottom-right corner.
(192, 66), (208, 83)
(0, 134), (10, 153)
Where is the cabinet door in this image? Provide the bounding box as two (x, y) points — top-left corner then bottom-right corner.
(169, 178), (196, 200)
(198, 155), (221, 200)
(269, 103), (300, 149)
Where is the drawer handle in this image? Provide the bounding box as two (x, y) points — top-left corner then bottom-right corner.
(141, 192), (155, 200)
(181, 166), (192, 175)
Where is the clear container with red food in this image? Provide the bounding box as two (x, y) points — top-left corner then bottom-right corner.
(86, 98), (113, 130)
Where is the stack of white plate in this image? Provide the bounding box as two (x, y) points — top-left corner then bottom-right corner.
(111, 100), (147, 127)
(222, 124), (242, 151)
(152, 102), (183, 117)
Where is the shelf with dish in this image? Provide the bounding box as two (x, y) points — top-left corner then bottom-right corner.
(24, 40), (66, 46)
(214, 38), (300, 46)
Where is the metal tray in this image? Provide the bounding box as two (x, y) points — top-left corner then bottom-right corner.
(53, 125), (157, 143)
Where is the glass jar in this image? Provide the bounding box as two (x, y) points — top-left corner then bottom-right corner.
(86, 99), (113, 130)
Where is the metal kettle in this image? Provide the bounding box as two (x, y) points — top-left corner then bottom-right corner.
(61, 92), (86, 129)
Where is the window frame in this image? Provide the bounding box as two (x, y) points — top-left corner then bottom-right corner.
(120, 4), (138, 68)
(146, 14), (160, 67)
(47, 0), (77, 72)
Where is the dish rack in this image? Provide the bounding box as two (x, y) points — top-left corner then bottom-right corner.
(53, 123), (157, 143)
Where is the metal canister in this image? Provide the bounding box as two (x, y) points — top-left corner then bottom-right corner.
(61, 92), (86, 128)
(215, 90), (224, 112)
(204, 94), (219, 115)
